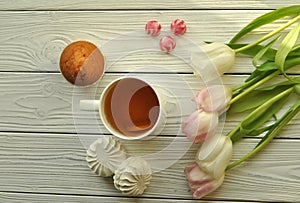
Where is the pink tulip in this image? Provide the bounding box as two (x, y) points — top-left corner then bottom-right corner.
(182, 110), (218, 144)
(184, 162), (224, 199)
(194, 85), (232, 114)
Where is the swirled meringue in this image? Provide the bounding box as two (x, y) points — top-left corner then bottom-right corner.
(113, 156), (152, 196)
(86, 136), (127, 177)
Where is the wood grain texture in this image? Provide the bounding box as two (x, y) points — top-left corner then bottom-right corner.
(0, 192), (256, 203)
(0, 73), (299, 139)
(0, 11), (299, 73)
(1, 1), (300, 202)
(0, 0), (298, 10)
(0, 132), (299, 202)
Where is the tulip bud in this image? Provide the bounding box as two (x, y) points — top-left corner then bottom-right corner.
(182, 110), (218, 144)
(191, 42), (235, 81)
(196, 134), (232, 179)
(194, 85), (232, 114)
(184, 162), (225, 199)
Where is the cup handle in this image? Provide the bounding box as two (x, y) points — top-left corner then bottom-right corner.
(156, 87), (179, 115)
(80, 100), (100, 111)
(165, 100), (178, 114)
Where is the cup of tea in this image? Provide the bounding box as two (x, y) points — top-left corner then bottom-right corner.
(80, 76), (178, 140)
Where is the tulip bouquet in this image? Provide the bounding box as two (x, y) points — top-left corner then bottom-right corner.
(183, 5), (300, 198)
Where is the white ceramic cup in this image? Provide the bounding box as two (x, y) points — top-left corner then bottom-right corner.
(80, 76), (178, 140)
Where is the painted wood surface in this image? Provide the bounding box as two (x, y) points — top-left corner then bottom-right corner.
(0, 192), (254, 203)
(0, 1), (300, 202)
(0, 73), (299, 139)
(0, 11), (299, 73)
(0, 0), (299, 10)
(0, 132), (299, 202)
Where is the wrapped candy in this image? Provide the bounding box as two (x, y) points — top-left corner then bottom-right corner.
(145, 20), (161, 37)
(160, 36), (176, 53)
(171, 19), (187, 35)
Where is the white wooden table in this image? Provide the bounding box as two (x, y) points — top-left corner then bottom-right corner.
(0, 1), (300, 202)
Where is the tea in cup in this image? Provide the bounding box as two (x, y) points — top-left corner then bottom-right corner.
(80, 76), (178, 140)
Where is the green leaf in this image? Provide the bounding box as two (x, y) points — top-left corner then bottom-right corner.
(230, 129), (244, 143)
(256, 61), (278, 71)
(230, 5), (300, 43)
(239, 93), (290, 136)
(227, 43), (277, 60)
(231, 125), (273, 143)
(291, 44), (300, 52)
(257, 55), (300, 72)
(245, 69), (276, 83)
(294, 84), (300, 95)
(259, 77), (300, 90)
(288, 50), (300, 57)
(228, 43), (300, 61)
(254, 99), (300, 149)
(228, 100), (300, 169)
(252, 36), (281, 67)
(247, 125), (274, 136)
(285, 56), (300, 69)
(244, 55), (300, 86)
(228, 85), (293, 113)
(275, 23), (300, 81)
(229, 87), (293, 142)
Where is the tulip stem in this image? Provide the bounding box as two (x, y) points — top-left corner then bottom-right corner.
(234, 15), (300, 53)
(226, 100), (300, 170)
(231, 77), (258, 92)
(226, 124), (241, 139)
(229, 70), (279, 105)
(227, 87), (293, 141)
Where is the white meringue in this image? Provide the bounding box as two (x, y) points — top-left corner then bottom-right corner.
(86, 136), (126, 177)
(113, 156), (152, 196)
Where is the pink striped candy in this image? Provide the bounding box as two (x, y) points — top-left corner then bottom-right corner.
(145, 20), (161, 37)
(160, 36), (176, 53)
(171, 19), (186, 36)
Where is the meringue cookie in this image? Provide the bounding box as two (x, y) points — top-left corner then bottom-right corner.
(86, 136), (126, 177)
(113, 156), (152, 196)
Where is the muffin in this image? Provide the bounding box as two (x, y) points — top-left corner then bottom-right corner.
(59, 41), (105, 86)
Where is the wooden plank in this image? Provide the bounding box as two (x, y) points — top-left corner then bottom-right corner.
(0, 192), (255, 203)
(0, 73), (299, 138)
(0, 132), (299, 202)
(0, 0), (298, 10)
(0, 11), (298, 73)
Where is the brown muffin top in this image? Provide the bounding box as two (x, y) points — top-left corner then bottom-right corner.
(59, 41), (105, 86)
